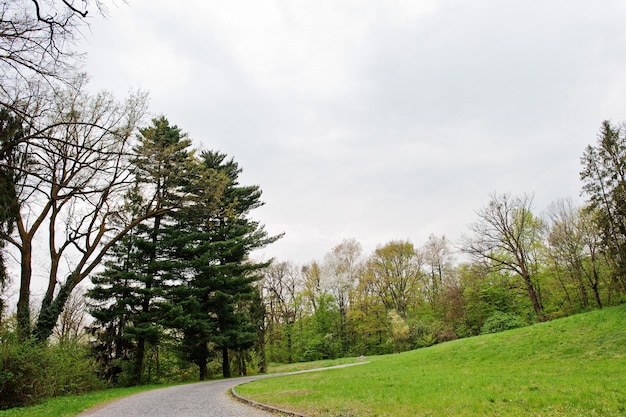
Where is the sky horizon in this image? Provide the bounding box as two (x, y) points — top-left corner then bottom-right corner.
(78, 1), (626, 265)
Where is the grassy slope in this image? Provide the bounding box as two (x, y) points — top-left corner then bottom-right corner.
(236, 304), (626, 417)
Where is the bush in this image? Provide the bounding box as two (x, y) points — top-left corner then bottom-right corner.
(0, 333), (103, 409)
(481, 311), (526, 334)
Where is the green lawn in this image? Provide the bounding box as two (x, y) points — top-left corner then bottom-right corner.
(236, 305), (626, 417)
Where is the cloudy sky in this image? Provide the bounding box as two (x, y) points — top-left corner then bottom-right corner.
(80, 0), (626, 264)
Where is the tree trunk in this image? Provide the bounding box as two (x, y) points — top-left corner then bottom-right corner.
(16, 244), (32, 341)
(133, 337), (145, 385)
(221, 346), (231, 378)
(33, 276), (75, 342)
(523, 272), (544, 320)
(198, 361), (208, 381)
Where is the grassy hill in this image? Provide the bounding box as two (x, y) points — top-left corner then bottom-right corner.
(236, 304), (626, 417)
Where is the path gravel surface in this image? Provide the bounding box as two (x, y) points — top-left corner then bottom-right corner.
(78, 376), (274, 417)
(78, 363), (365, 417)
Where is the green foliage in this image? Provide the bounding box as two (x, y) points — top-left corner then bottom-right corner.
(480, 311), (526, 334)
(0, 329), (103, 409)
(0, 109), (22, 317)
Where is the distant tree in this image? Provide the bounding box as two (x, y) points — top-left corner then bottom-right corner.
(301, 261), (323, 312)
(462, 193), (546, 320)
(320, 239), (363, 355)
(422, 234), (454, 312)
(261, 261), (304, 363)
(53, 286), (88, 343)
(580, 120), (626, 291)
(361, 240), (424, 318)
(545, 198), (606, 310)
(387, 310), (410, 352)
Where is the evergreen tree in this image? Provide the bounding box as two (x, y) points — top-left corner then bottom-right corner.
(89, 117), (199, 385)
(166, 151), (281, 379)
(0, 109), (23, 316)
(87, 229), (141, 384)
(581, 120), (626, 290)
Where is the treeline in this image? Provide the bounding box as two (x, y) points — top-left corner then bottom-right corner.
(259, 121), (626, 362)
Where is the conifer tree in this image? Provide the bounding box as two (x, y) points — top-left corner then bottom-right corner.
(166, 151), (280, 379)
(89, 117), (201, 385)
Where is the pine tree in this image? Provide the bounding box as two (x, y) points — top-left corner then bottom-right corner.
(165, 151), (281, 379)
(89, 117), (199, 385)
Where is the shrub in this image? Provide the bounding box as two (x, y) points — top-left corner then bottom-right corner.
(481, 311), (526, 334)
(0, 333), (103, 409)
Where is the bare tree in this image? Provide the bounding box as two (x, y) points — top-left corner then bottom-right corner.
(0, 78), (159, 341)
(0, 0), (106, 91)
(545, 198), (605, 309)
(52, 285), (88, 343)
(261, 261), (303, 363)
(461, 193), (546, 320)
(320, 238), (363, 353)
(422, 234), (454, 310)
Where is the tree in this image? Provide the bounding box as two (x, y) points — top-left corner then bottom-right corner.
(580, 120), (626, 290)
(0, 80), (152, 341)
(200, 151), (280, 377)
(361, 240), (424, 319)
(545, 198), (606, 310)
(320, 239), (362, 355)
(261, 261), (304, 363)
(88, 229), (143, 385)
(422, 234), (454, 312)
(461, 193), (546, 320)
(165, 150), (280, 379)
(0, 0), (109, 106)
(89, 116), (201, 384)
(0, 108), (23, 314)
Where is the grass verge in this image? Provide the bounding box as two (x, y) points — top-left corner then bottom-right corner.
(236, 304), (626, 417)
(0, 385), (172, 417)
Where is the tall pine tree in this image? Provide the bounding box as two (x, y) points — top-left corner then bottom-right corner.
(166, 151), (281, 379)
(90, 117), (202, 385)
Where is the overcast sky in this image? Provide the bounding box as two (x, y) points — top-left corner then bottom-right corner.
(80, 0), (626, 265)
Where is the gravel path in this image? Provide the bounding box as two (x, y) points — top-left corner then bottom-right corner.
(78, 363), (366, 417)
(78, 376), (275, 417)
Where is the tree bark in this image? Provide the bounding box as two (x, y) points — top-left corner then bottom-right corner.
(221, 346), (231, 378)
(16, 245), (32, 340)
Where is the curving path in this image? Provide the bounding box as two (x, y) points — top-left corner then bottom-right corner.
(78, 363), (365, 417)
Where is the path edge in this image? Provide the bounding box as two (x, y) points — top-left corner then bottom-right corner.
(229, 361), (370, 417)
(230, 386), (310, 417)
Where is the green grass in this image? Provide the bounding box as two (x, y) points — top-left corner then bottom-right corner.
(0, 385), (172, 417)
(236, 304), (626, 417)
(267, 357), (360, 374)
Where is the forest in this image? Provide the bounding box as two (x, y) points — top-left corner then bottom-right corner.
(1, 0), (626, 410)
